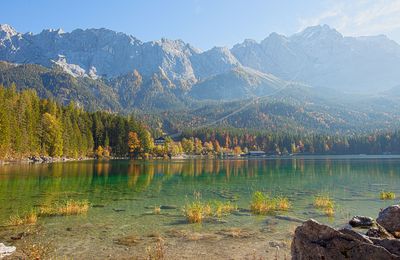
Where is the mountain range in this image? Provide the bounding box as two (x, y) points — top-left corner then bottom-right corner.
(1, 23), (400, 95)
(1, 23), (400, 133)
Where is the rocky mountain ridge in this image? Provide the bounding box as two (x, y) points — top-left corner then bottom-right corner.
(1, 23), (400, 96)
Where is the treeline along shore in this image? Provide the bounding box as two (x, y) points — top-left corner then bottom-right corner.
(1, 84), (400, 162)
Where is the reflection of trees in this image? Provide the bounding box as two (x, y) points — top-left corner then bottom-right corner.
(127, 162), (155, 191)
(1, 158), (400, 221)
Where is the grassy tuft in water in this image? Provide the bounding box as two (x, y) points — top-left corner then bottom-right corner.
(380, 191), (396, 200)
(7, 211), (38, 226)
(182, 198), (237, 223)
(314, 195), (333, 208)
(324, 206), (335, 217)
(250, 191), (291, 215)
(154, 206), (161, 215)
(39, 200), (89, 217)
(212, 201), (238, 218)
(183, 201), (212, 223)
(314, 195), (335, 216)
(275, 196), (291, 211)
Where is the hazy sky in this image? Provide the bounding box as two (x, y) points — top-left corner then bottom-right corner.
(1, 0), (400, 49)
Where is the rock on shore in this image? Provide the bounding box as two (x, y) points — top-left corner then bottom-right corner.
(377, 205), (400, 238)
(291, 219), (399, 259)
(0, 243), (16, 258)
(292, 205), (400, 259)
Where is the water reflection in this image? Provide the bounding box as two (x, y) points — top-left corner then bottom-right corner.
(0, 157), (399, 221)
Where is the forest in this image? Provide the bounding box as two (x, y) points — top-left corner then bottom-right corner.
(0, 84), (152, 159)
(0, 84), (400, 160)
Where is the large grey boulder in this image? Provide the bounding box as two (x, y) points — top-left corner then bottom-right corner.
(377, 205), (400, 238)
(291, 219), (399, 260)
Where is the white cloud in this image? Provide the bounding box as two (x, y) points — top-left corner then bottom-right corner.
(298, 0), (400, 40)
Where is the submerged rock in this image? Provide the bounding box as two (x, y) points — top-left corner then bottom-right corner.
(0, 243), (16, 258)
(377, 205), (400, 238)
(275, 215), (305, 224)
(291, 219), (399, 259)
(160, 205), (178, 210)
(114, 235), (141, 246)
(92, 204), (105, 208)
(349, 216), (374, 228)
(232, 211), (251, 217)
(237, 207), (251, 213)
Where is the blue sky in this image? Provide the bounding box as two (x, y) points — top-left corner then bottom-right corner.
(1, 0), (400, 49)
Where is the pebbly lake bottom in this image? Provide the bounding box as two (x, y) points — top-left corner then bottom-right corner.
(0, 156), (400, 259)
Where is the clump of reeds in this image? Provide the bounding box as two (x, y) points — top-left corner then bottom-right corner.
(39, 199), (89, 216)
(154, 206), (161, 215)
(250, 191), (291, 215)
(275, 196), (291, 211)
(182, 198), (238, 223)
(250, 191), (275, 214)
(212, 201), (238, 218)
(380, 191), (396, 200)
(183, 201), (212, 223)
(314, 195), (335, 217)
(7, 211), (38, 226)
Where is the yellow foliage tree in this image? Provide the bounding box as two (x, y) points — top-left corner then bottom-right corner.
(128, 131), (141, 158)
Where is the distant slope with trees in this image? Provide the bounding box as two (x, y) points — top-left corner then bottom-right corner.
(1, 85), (400, 161)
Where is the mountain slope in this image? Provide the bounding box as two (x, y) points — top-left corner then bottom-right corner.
(143, 85), (400, 134)
(189, 67), (288, 100)
(0, 61), (120, 110)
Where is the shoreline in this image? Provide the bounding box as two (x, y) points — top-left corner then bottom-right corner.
(0, 156), (94, 165)
(1, 153), (400, 165)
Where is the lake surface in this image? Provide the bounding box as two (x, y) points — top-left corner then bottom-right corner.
(1, 156), (400, 258)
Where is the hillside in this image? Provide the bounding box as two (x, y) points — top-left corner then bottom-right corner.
(0, 61), (120, 111)
(136, 86), (400, 134)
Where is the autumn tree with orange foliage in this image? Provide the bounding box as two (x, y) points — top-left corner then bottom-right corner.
(128, 131), (141, 158)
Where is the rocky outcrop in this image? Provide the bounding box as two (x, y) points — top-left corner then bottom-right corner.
(292, 205), (400, 259)
(366, 222), (394, 239)
(377, 205), (400, 238)
(291, 219), (400, 259)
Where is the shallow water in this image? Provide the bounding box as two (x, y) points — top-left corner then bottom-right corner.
(0, 156), (399, 258)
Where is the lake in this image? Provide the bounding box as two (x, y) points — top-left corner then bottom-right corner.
(1, 156), (399, 259)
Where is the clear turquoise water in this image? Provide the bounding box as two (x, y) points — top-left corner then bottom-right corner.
(0, 156), (399, 256)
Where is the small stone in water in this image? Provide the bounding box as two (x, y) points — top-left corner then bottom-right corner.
(349, 216), (374, 228)
(160, 205), (178, 210)
(92, 204), (105, 208)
